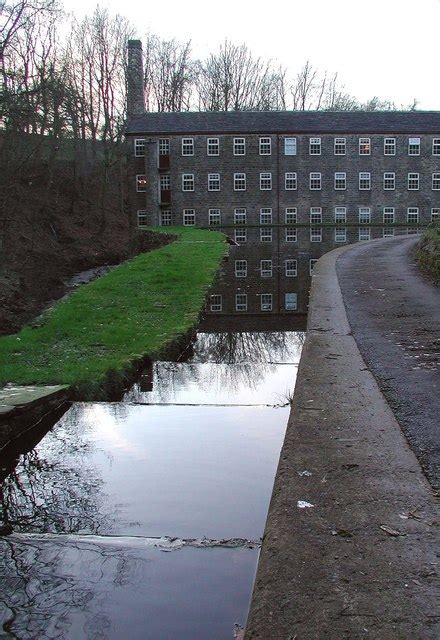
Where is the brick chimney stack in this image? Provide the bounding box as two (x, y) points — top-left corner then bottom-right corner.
(127, 39), (145, 116)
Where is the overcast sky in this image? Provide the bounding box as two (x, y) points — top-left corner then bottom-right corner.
(63, 0), (440, 110)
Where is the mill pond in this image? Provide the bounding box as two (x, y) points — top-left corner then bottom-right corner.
(0, 227), (421, 639)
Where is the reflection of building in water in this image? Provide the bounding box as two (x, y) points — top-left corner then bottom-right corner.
(205, 226), (409, 315)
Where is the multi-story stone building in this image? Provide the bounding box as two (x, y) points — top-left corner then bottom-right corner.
(125, 39), (440, 315)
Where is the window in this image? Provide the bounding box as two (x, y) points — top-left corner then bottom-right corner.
(285, 228), (297, 242)
(383, 227), (395, 237)
(182, 173), (194, 191)
(310, 207), (322, 223)
(233, 137), (246, 155)
(358, 227), (371, 241)
(334, 172), (346, 190)
(181, 138), (194, 156)
(234, 208), (247, 224)
(183, 209), (196, 225)
(432, 208), (440, 222)
(335, 227), (347, 243)
(207, 138), (219, 156)
(407, 208), (419, 223)
(383, 207), (395, 224)
(384, 138), (396, 155)
(359, 207), (371, 224)
(309, 259), (318, 275)
(137, 210), (148, 226)
(285, 172), (297, 190)
(432, 173), (440, 190)
(260, 208), (272, 224)
(406, 227), (420, 235)
(285, 293), (297, 311)
(260, 172), (272, 190)
(160, 211), (172, 226)
(309, 137), (321, 155)
(408, 137), (420, 156)
(134, 139), (146, 156)
(285, 259), (297, 277)
(259, 137), (271, 155)
(235, 259), (247, 277)
(359, 138), (371, 155)
(235, 293), (247, 311)
(209, 209), (221, 225)
(260, 260), (272, 277)
(260, 227), (272, 242)
(310, 227), (322, 242)
(235, 228), (247, 243)
(210, 294), (222, 312)
(284, 137), (297, 155)
(208, 173), (220, 191)
(383, 172), (395, 190)
(260, 293), (272, 311)
(285, 207), (297, 223)
(334, 138), (346, 155)
(408, 173), (419, 190)
(334, 206), (346, 223)
(433, 139), (440, 156)
(136, 174), (147, 192)
(159, 139), (170, 155)
(359, 172), (371, 190)
(234, 173), (246, 190)
(309, 172), (322, 190)
(160, 175), (170, 192)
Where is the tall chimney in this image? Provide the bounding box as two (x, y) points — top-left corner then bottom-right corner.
(127, 40), (145, 116)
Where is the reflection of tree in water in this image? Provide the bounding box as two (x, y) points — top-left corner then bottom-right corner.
(1, 404), (116, 535)
(126, 331), (306, 403)
(0, 535), (141, 639)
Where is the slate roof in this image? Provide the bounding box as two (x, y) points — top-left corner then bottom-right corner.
(125, 111), (440, 136)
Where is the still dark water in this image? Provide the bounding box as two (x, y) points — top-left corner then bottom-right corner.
(1, 227), (418, 638)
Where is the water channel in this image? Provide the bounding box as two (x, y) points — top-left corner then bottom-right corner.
(0, 227), (418, 638)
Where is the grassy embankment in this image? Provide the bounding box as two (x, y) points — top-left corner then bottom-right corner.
(417, 221), (440, 280)
(0, 227), (227, 397)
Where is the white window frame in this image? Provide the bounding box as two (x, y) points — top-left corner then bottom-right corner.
(334, 206), (346, 223)
(210, 294), (222, 312)
(358, 227), (371, 241)
(285, 259), (297, 277)
(334, 138), (346, 155)
(234, 228), (247, 243)
(383, 227), (395, 238)
(209, 209), (221, 226)
(182, 173), (195, 191)
(260, 208), (272, 224)
(134, 138), (146, 157)
(160, 211), (172, 226)
(408, 173), (419, 190)
(235, 259), (247, 278)
(260, 172), (272, 190)
(431, 208), (440, 222)
(183, 209), (196, 226)
(383, 207), (395, 224)
(432, 139), (440, 156)
(408, 137), (420, 156)
(383, 172), (395, 190)
(260, 293), (272, 311)
(260, 260), (273, 277)
(359, 172), (371, 190)
(358, 207), (371, 224)
(207, 137), (219, 156)
(310, 227), (322, 242)
(309, 137), (321, 155)
(159, 139), (170, 155)
(284, 137), (297, 155)
(285, 207), (297, 224)
(234, 208), (247, 224)
(260, 227), (273, 242)
(384, 137), (396, 156)
(334, 172), (346, 190)
(285, 172), (297, 190)
(432, 173), (440, 190)
(181, 137), (194, 156)
(309, 172), (322, 190)
(335, 227), (347, 243)
(285, 228), (297, 242)
(259, 137), (272, 155)
(233, 137), (246, 156)
(310, 207), (322, 224)
(359, 138), (371, 155)
(208, 173), (220, 191)
(235, 293), (247, 312)
(234, 172), (246, 191)
(285, 292), (297, 311)
(407, 207), (419, 223)
(309, 259), (318, 275)
(160, 174), (170, 190)
(137, 209), (148, 226)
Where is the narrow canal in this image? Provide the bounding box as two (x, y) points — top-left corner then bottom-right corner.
(0, 226), (418, 638)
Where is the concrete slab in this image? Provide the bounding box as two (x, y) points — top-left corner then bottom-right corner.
(0, 384), (69, 417)
(245, 238), (439, 639)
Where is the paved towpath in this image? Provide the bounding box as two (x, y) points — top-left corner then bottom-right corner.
(337, 236), (439, 491)
(245, 236), (439, 640)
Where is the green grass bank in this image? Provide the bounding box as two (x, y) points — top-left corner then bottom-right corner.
(0, 227), (227, 397)
(417, 221), (440, 280)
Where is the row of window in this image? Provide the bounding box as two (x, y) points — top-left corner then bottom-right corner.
(209, 292), (298, 312)
(137, 172), (440, 192)
(134, 137), (440, 158)
(137, 207), (440, 227)
(234, 259), (299, 278)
